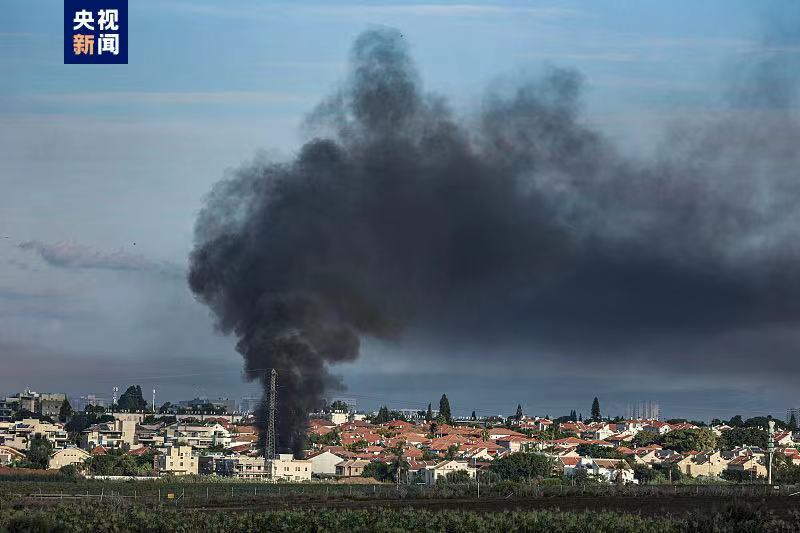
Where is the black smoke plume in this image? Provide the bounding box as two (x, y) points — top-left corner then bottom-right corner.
(190, 19), (800, 452)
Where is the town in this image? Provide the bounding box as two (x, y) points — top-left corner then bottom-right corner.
(2, 387), (799, 486)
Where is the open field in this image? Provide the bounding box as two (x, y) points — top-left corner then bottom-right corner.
(3, 480), (800, 521)
(2, 499), (800, 532)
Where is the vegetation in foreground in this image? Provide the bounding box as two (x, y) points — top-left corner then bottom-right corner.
(0, 502), (799, 533)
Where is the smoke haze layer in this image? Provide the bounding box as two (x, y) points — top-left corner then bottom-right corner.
(189, 21), (800, 452)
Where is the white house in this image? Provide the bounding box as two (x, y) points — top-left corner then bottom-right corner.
(564, 457), (635, 484)
(307, 449), (345, 476)
(423, 460), (476, 485)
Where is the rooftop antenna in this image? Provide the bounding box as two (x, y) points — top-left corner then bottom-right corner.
(266, 369), (277, 476)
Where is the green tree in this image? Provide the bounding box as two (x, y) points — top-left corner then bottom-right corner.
(444, 444), (459, 460)
(659, 429), (717, 453)
(442, 469), (471, 484)
(373, 406), (391, 424)
(590, 397), (601, 421)
(718, 427), (768, 450)
(515, 404), (524, 421)
(59, 464), (79, 480)
(743, 416), (786, 430)
(790, 413), (798, 430)
(58, 398), (73, 423)
(347, 439), (369, 452)
(26, 437), (52, 469)
(774, 457), (800, 484)
(490, 452), (553, 482)
(117, 386), (147, 411)
(653, 462), (683, 483)
(439, 394), (452, 424)
(575, 444), (625, 459)
(329, 400), (349, 413)
(425, 403), (433, 422)
(632, 430), (659, 448)
(471, 411), (477, 421)
(727, 415), (744, 427)
(362, 461), (392, 482)
(632, 463), (663, 484)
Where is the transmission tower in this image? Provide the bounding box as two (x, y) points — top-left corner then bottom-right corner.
(266, 369), (277, 474)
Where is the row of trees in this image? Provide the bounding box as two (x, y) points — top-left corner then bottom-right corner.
(632, 426), (774, 452)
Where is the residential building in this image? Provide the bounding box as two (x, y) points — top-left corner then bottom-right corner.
(48, 447), (90, 470)
(0, 401), (11, 422)
(307, 449), (346, 476)
(688, 451), (729, 477)
(81, 419), (137, 450)
(154, 445), (198, 476)
(0, 418), (69, 450)
(271, 454), (312, 481)
(232, 455), (270, 479)
(564, 457), (634, 484)
(335, 459), (370, 477)
(726, 455), (767, 479)
(39, 393), (66, 418)
(163, 422), (231, 449)
(423, 460), (476, 485)
(0, 445), (25, 465)
(5, 390), (66, 417)
(5, 390), (38, 413)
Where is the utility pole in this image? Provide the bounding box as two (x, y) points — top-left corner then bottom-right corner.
(266, 369), (277, 478)
(767, 420), (775, 485)
(112, 386), (118, 413)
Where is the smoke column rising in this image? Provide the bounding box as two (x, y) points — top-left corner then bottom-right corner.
(189, 21), (800, 452)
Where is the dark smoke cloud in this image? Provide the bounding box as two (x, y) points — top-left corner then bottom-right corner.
(190, 17), (800, 452)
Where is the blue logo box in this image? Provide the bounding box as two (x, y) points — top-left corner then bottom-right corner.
(64, 0), (128, 64)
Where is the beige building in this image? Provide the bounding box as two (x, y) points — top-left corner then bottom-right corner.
(232, 455), (270, 479)
(0, 419), (69, 451)
(726, 455), (767, 479)
(686, 451), (729, 477)
(81, 419), (137, 450)
(423, 460), (476, 485)
(48, 447), (90, 470)
(154, 445), (198, 476)
(336, 459), (370, 477)
(164, 422), (231, 449)
(271, 454), (312, 481)
(0, 445), (26, 465)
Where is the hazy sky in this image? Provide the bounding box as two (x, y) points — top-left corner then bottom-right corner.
(1, 0), (797, 421)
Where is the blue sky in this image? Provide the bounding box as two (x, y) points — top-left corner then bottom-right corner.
(0, 0), (796, 420)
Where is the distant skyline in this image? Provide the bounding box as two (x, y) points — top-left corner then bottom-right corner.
(2, 1), (799, 421)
